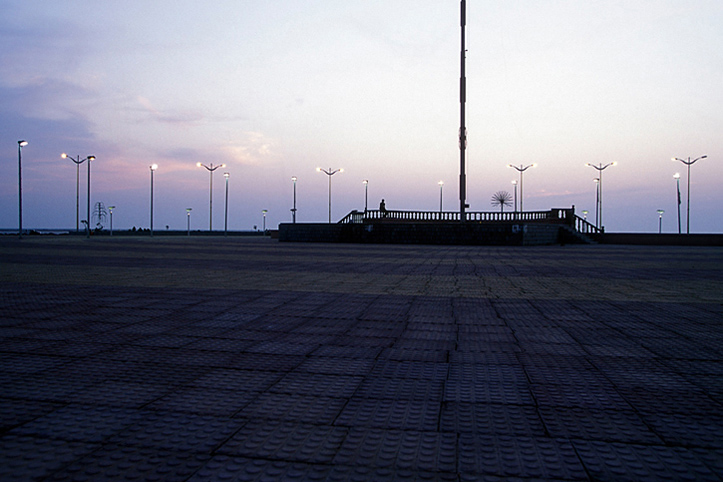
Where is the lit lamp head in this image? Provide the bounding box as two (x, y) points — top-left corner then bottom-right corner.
(18, 140), (28, 147)
(673, 173), (680, 179)
(438, 180), (444, 186)
(292, 176), (298, 182)
(196, 162), (202, 167)
(224, 172), (229, 178)
(150, 164), (158, 171)
(88, 156), (96, 161)
(61, 153), (68, 159)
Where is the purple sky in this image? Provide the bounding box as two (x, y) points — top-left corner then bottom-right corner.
(2, 1), (721, 233)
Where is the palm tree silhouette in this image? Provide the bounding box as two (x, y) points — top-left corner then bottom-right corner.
(491, 191), (513, 213)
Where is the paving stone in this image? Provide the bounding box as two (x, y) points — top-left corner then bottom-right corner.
(573, 441), (720, 481)
(189, 455), (330, 481)
(334, 428), (457, 473)
(335, 399), (440, 431)
(0, 434), (99, 481)
(10, 405), (144, 443)
(240, 393), (347, 424)
(270, 372), (363, 398)
(637, 410), (723, 448)
(458, 434), (587, 480)
(355, 376), (445, 401)
(46, 444), (211, 481)
(108, 412), (245, 452)
(538, 406), (662, 444)
(440, 402), (547, 437)
(218, 420), (348, 464)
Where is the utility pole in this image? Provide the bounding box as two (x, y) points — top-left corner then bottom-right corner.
(459, 0), (467, 222)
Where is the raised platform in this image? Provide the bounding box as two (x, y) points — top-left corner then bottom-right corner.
(279, 222), (573, 245)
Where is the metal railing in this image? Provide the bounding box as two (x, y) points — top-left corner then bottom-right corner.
(338, 208), (601, 235)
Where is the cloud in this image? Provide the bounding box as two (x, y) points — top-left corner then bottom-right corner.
(136, 96), (204, 126)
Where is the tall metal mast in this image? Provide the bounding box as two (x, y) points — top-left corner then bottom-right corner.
(459, 0), (467, 221)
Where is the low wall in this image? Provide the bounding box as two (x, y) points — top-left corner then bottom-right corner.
(279, 223), (564, 246)
(593, 233), (723, 246)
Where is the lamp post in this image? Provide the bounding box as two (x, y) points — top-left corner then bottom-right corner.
(316, 167), (343, 223)
(262, 209), (267, 232)
(593, 178), (600, 229)
(85, 155), (97, 238)
(186, 208), (192, 236)
(507, 163), (536, 213)
(672, 155), (707, 234)
(657, 209), (665, 234)
(362, 179), (369, 213)
(149, 164), (158, 237)
(291, 176), (298, 223)
(108, 206), (115, 236)
(582, 210), (588, 221)
(586, 162), (616, 230)
(62, 153), (94, 233)
(673, 173), (681, 234)
(223, 172), (230, 236)
(438, 181), (444, 212)
(196, 162), (226, 232)
(17, 140), (28, 238)
(511, 180), (518, 213)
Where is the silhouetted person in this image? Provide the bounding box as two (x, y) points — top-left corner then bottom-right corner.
(380, 199), (387, 217)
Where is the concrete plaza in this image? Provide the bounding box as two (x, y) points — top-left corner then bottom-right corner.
(1, 236), (722, 480)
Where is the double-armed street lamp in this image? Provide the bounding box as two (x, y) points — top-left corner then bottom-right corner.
(672, 155), (707, 234)
(62, 153), (95, 232)
(316, 167), (343, 223)
(438, 181), (444, 212)
(224, 172), (230, 236)
(673, 173), (682, 234)
(586, 162), (616, 230)
(196, 162), (226, 232)
(291, 176), (298, 223)
(507, 163), (536, 213)
(149, 164), (158, 237)
(18, 140), (28, 238)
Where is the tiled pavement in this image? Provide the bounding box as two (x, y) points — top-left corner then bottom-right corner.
(1, 236), (722, 481)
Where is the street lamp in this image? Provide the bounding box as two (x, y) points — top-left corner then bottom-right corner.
(85, 155), (96, 238)
(657, 209), (665, 234)
(291, 176), (298, 223)
(511, 180), (518, 213)
(507, 163), (536, 213)
(196, 162), (226, 232)
(586, 162), (616, 230)
(593, 178), (600, 229)
(186, 208), (192, 236)
(438, 181), (444, 212)
(17, 140), (28, 238)
(673, 173), (681, 234)
(582, 210), (588, 220)
(149, 164), (158, 237)
(672, 155), (707, 234)
(108, 206), (115, 236)
(62, 153), (95, 233)
(223, 172), (230, 236)
(316, 167), (343, 223)
(262, 209), (268, 232)
(362, 179), (369, 213)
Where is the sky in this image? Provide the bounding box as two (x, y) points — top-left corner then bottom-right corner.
(1, 0), (721, 233)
